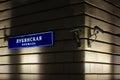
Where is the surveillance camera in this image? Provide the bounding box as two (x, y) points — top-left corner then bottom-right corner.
(94, 26), (104, 33)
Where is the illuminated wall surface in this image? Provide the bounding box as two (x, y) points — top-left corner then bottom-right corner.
(84, 0), (120, 80)
(0, 0), (119, 80)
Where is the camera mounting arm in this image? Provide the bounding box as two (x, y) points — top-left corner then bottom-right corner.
(87, 26), (104, 47)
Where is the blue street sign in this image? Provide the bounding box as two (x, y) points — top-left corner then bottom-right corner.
(8, 31), (54, 49)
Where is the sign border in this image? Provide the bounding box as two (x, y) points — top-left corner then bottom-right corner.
(8, 31), (54, 49)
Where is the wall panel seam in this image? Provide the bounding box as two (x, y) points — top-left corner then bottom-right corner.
(0, 2), (84, 22)
(0, 0), (11, 4)
(103, 0), (120, 9)
(85, 61), (120, 65)
(83, 50), (120, 56)
(81, 38), (120, 47)
(0, 0), (43, 12)
(85, 2), (120, 18)
(0, 14), (84, 29)
(85, 14), (120, 28)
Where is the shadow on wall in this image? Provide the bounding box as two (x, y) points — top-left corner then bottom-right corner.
(9, 0), (85, 80)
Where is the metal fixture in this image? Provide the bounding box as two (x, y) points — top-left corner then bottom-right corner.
(71, 28), (83, 47)
(4, 26), (8, 41)
(87, 26), (104, 47)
